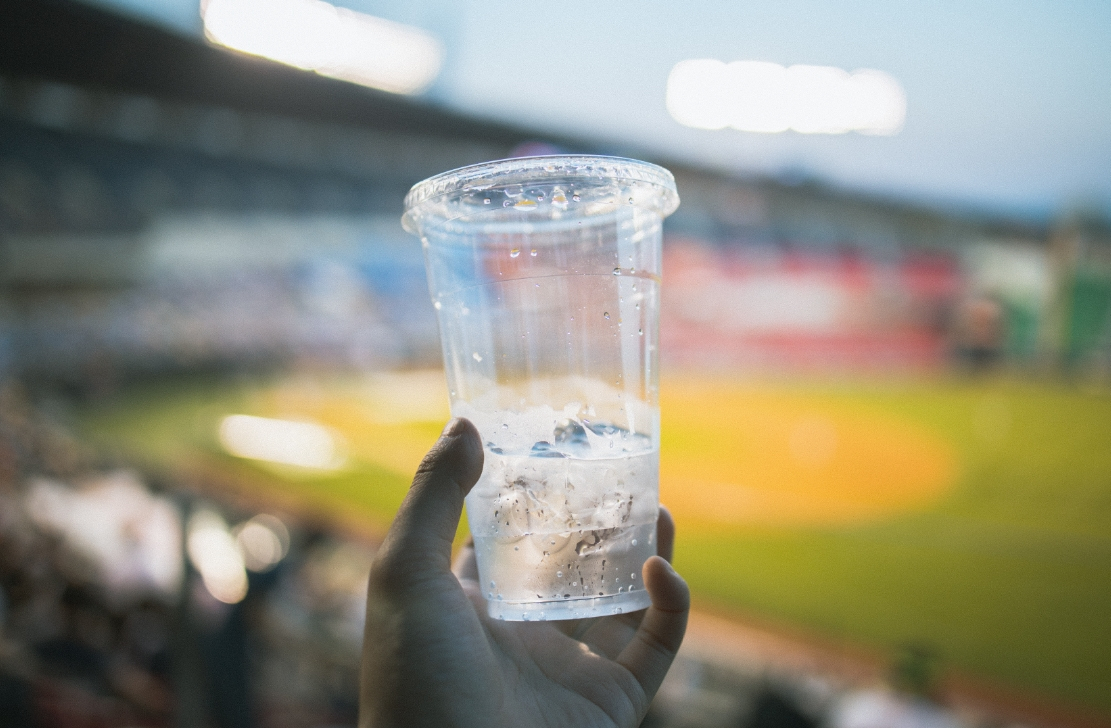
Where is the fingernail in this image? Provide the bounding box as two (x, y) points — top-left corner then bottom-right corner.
(441, 418), (465, 437)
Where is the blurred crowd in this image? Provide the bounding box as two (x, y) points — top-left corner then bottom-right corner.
(0, 381), (373, 727)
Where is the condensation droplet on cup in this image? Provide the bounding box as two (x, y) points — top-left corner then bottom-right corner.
(433, 301), (442, 310)
(472, 352), (483, 362)
(490, 581), (496, 588)
(510, 248), (520, 258)
(603, 312), (610, 319)
(638, 329), (643, 336)
(530, 249), (537, 257)
(483, 198), (491, 204)
(628, 197), (634, 204)
(502, 200), (511, 207)
(612, 268), (620, 275)
(557, 571), (563, 577)
(572, 194), (580, 202)
(631, 539), (637, 546)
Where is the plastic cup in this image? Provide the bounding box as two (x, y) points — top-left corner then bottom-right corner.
(402, 156), (679, 621)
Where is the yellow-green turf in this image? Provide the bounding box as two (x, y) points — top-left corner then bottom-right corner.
(76, 374), (1111, 714)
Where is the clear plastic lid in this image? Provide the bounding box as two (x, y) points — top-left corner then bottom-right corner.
(401, 155), (680, 234)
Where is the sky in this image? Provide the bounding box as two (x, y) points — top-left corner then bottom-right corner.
(84, 0), (1111, 221)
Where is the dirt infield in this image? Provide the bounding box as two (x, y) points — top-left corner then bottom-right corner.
(660, 379), (958, 527)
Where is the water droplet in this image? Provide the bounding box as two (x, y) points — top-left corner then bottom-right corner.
(617, 586), (623, 593)
(433, 300), (442, 310)
(557, 571), (563, 577)
(614, 607), (623, 614)
(530, 248), (537, 257)
(490, 581), (496, 588)
(572, 581), (577, 586)
(502, 200), (511, 207)
(537, 194), (544, 200)
(497, 594), (503, 600)
(632, 539), (638, 546)
(522, 614), (530, 621)
(628, 197), (634, 204)
(501, 423), (509, 429)
(572, 194), (580, 201)
(510, 248), (520, 258)
(603, 312), (610, 319)
(472, 352), (483, 362)
(630, 572), (636, 579)
(612, 267), (621, 275)
(483, 198), (491, 204)
(638, 328), (643, 336)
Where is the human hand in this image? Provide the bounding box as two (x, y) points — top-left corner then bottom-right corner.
(360, 418), (690, 728)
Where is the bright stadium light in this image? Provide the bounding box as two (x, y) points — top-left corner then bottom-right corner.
(201, 0), (444, 95)
(218, 414), (346, 470)
(666, 59), (906, 135)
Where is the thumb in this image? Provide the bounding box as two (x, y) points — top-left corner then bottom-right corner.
(371, 418), (484, 592)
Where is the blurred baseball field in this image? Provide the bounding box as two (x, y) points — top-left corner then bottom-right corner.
(77, 372), (1111, 713)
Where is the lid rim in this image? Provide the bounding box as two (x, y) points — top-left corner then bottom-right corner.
(402, 155), (678, 227)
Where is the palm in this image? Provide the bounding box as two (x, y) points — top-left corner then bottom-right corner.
(360, 420), (689, 728)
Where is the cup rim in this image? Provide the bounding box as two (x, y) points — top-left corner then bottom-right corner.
(402, 155), (679, 233)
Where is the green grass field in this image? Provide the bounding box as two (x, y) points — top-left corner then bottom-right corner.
(77, 373), (1111, 714)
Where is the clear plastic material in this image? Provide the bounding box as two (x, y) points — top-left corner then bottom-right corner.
(403, 156), (679, 621)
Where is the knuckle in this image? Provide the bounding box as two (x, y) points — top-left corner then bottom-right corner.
(367, 554), (408, 596)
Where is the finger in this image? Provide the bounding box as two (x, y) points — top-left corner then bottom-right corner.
(451, 539), (480, 584)
(371, 418), (483, 591)
(616, 555), (690, 702)
(562, 508), (674, 645)
(579, 611), (642, 659)
(578, 507), (676, 658)
(657, 505), (675, 564)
